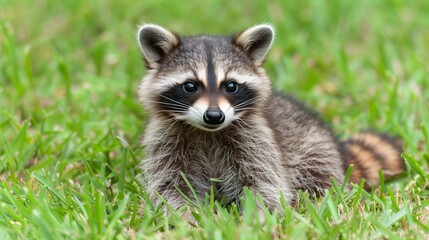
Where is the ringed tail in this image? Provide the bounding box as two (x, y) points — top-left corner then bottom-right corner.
(341, 132), (405, 189)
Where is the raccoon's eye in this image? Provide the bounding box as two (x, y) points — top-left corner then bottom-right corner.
(225, 81), (238, 93)
(183, 81), (197, 93)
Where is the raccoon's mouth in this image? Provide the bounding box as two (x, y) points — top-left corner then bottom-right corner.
(202, 124), (222, 130)
(185, 121), (227, 132)
(181, 116), (226, 132)
(189, 123), (223, 132)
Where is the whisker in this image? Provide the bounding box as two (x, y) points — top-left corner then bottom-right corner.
(234, 97), (260, 108)
(157, 110), (188, 113)
(159, 95), (189, 107)
(235, 107), (273, 113)
(147, 100), (188, 108)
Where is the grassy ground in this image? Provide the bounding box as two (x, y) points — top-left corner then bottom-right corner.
(1, 0), (429, 239)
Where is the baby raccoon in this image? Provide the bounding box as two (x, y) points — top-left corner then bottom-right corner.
(136, 24), (405, 213)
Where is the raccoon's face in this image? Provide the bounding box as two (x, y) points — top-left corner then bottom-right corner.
(137, 24), (274, 131)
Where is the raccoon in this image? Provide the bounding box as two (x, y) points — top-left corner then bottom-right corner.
(135, 24), (405, 214)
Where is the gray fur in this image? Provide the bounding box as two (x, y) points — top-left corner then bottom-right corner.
(136, 24), (346, 214)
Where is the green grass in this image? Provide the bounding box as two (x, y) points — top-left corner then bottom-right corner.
(1, 0), (429, 239)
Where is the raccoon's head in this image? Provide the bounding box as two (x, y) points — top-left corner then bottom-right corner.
(137, 24), (274, 131)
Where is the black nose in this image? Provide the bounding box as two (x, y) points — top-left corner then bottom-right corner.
(203, 109), (225, 125)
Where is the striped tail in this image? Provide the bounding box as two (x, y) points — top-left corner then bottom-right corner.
(341, 132), (405, 189)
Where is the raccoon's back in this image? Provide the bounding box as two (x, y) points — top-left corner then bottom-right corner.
(264, 93), (405, 191)
(266, 92), (345, 193)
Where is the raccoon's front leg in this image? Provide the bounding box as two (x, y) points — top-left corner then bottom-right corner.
(143, 153), (211, 211)
(237, 158), (294, 217)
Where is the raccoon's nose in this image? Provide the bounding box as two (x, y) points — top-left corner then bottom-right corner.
(203, 109), (225, 125)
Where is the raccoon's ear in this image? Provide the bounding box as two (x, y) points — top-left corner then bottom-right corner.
(137, 24), (180, 69)
(233, 24), (274, 66)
